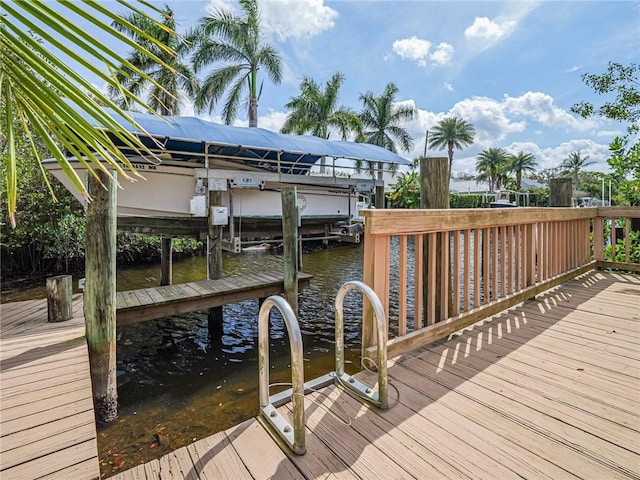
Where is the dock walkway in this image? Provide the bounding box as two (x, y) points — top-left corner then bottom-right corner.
(116, 271), (312, 325)
(0, 296), (99, 480)
(112, 270), (640, 479)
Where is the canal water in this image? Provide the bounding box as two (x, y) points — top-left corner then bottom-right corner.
(2, 243), (377, 477)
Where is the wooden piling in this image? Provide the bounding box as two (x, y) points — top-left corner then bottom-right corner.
(375, 162), (385, 209)
(281, 186), (299, 316)
(160, 237), (172, 286)
(550, 178), (573, 207)
(420, 157), (449, 323)
(46, 274), (73, 322)
(85, 169), (117, 424)
(208, 190), (223, 338)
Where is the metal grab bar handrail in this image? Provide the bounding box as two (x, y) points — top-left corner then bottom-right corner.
(334, 281), (388, 409)
(258, 295), (306, 455)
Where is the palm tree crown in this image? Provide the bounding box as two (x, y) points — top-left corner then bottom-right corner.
(358, 82), (416, 177)
(189, 0), (282, 127)
(110, 6), (198, 116)
(359, 82), (416, 154)
(429, 117), (475, 178)
(560, 151), (595, 189)
(509, 151), (537, 190)
(476, 147), (510, 193)
(281, 72), (360, 140)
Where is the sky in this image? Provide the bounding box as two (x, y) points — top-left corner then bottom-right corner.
(16, 0), (640, 176)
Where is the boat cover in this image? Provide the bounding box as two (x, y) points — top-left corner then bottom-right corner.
(80, 109), (411, 174)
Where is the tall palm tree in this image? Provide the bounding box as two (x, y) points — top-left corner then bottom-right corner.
(429, 117), (475, 179)
(560, 151), (595, 190)
(189, 0), (282, 127)
(358, 82), (416, 176)
(281, 72), (360, 140)
(110, 5), (198, 116)
(509, 151), (537, 190)
(476, 147), (510, 193)
(1, 0), (176, 227)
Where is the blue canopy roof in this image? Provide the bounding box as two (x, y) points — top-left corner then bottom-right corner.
(90, 109), (410, 174)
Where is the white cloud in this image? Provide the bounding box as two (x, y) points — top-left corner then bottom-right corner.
(444, 82), (454, 92)
(464, 16), (516, 47)
(392, 36), (431, 67)
(567, 65), (582, 73)
(464, 3), (539, 51)
(431, 43), (455, 66)
(507, 139), (611, 172)
(391, 37), (454, 67)
(205, 0), (338, 41)
(450, 96), (527, 147)
(504, 91), (596, 131)
(595, 129), (623, 138)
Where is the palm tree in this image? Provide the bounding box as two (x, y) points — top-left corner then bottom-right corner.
(560, 151), (595, 190)
(281, 72), (360, 173)
(281, 72), (360, 140)
(110, 5), (198, 116)
(509, 151), (537, 190)
(476, 148), (510, 193)
(358, 82), (416, 176)
(189, 0), (282, 127)
(1, 1), (176, 227)
(428, 117), (475, 179)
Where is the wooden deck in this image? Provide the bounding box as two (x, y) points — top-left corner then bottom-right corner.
(116, 271), (312, 325)
(0, 296), (99, 480)
(111, 270), (640, 480)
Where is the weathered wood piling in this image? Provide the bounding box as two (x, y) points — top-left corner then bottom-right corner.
(85, 169), (118, 423)
(281, 186), (299, 316)
(46, 274), (73, 322)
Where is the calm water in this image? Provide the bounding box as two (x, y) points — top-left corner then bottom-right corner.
(2, 244), (373, 477)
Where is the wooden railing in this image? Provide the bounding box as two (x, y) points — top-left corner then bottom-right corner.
(361, 206), (640, 359)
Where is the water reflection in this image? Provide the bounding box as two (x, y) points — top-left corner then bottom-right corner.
(102, 244), (367, 476)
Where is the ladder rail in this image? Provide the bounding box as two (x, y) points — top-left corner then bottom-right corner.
(258, 295), (306, 455)
(335, 280), (388, 409)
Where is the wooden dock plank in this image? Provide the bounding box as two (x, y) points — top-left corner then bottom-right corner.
(224, 419), (303, 480)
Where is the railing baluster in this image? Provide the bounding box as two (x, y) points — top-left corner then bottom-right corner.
(452, 230), (461, 316)
(441, 231), (450, 321)
(414, 234), (423, 330)
(473, 229), (480, 308)
(482, 228), (490, 304)
(500, 226), (507, 297)
(428, 232), (437, 325)
(514, 225), (521, 290)
(625, 217), (631, 263)
(611, 217), (617, 261)
(398, 235), (407, 336)
(464, 229), (471, 312)
(491, 226), (498, 301)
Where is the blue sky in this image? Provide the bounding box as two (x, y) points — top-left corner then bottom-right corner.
(19, 1), (640, 175)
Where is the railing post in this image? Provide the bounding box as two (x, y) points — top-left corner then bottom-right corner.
(593, 215), (604, 264)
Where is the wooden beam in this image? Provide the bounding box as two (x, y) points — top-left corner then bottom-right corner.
(46, 275), (72, 323)
(85, 169), (117, 424)
(549, 177), (573, 207)
(361, 207), (595, 236)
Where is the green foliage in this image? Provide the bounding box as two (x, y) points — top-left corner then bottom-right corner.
(110, 5), (198, 116)
(1, 0), (177, 226)
(387, 171), (419, 208)
(281, 72), (360, 140)
(525, 187), (549, 207)
(509, 151), (537, 190)
(428, 117), (475, 177)
(189, 0), (282, 126)
(476, 147), (510, 192)
(450, 194), (483, 208)
(572, 62), (639, 205)
(560, 151), (594, 189)
(571, 62), (639, 134)
(604, 229), (640, 264)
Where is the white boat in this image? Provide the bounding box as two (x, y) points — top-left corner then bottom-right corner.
(43, 110), (409, 249)
(489, 190), (530, 208)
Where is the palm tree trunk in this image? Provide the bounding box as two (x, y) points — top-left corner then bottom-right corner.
(447, 141), (454, 177)
(249, 97), (258, 128)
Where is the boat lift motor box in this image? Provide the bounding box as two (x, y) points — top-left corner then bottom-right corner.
(211, 206), (228, 225)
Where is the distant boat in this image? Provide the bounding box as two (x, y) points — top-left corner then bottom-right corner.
(489, 190), (530, 208)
